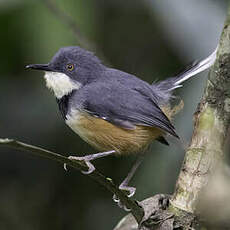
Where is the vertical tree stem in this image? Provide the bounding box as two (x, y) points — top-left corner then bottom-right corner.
(170, 5), (230, 213)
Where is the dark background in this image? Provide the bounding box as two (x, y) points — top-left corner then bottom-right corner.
(0, 0), (227, 229)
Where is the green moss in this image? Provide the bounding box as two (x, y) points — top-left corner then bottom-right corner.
(198, 106), (214, 132)
(186, 148), (204, 161)
(175, 186), (187, 199)
(168, 203), (184, 216)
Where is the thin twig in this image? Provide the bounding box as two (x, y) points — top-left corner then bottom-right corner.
(42, 0), (110, 65)
(0, 138), (144, 223)
(43, 0), (95, 51)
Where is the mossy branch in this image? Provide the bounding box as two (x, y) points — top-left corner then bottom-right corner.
(170, 4), (230, 213)
(0, 138), (144, 223)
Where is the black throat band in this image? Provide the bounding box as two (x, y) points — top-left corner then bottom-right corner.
(56, 92), (73, 120)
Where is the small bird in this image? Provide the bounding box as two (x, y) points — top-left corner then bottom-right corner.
(26, 46), (216, 201)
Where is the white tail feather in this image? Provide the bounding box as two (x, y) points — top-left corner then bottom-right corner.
(174, 48), (217, 86)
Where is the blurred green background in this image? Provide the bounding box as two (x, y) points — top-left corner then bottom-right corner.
(0, 0), (227, 229)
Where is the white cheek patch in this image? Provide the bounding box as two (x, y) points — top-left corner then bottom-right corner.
(44, 71), (82, 98)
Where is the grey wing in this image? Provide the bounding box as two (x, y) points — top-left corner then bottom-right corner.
(81, 82), (179, 138)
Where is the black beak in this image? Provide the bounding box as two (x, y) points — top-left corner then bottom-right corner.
(25, 64), (53, 71)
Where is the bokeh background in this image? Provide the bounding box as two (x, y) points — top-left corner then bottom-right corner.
(0, 0), (227, 229)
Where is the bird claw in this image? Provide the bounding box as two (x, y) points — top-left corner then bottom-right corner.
(80, 160), (95, 174)
(112, 195), (131, 211)
(64, 163), (68, 171)
(125, 186), (136, 198)
(112, 194), (120, 203)
(120, 185), (136, 198)
(112, 185), (136, 211)
(64, 156), (95, 174)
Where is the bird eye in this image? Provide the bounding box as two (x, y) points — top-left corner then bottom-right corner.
(66, 64), (74, 71)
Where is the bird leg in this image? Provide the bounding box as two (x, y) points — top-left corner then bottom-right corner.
(113, 155), (144, 210)
(65, 150), (116, 174)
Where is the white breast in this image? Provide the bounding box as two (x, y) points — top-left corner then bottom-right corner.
(65, 109), (94, 144)
(65, 109), (82, 128)
(44, 71), (82, 98)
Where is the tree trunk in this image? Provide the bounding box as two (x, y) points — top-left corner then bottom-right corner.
(114, 3), (230, 230)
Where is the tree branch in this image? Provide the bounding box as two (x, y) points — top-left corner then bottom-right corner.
(170, 4), (230, 213)
(0, 138), (144, 223)
(42, 0), (95, 51)
(42, 0), (109, 65)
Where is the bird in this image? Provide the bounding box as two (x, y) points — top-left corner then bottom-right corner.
(26, 46), (216, 203)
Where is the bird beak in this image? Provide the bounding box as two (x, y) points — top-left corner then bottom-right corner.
(25, 64), (54, 71)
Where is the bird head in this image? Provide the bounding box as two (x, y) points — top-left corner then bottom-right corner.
(26, 46), (104, 98)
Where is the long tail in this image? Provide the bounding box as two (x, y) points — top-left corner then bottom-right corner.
(155, 48), (217, 92)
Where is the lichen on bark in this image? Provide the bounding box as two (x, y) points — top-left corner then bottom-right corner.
(171, 7), (230, 213)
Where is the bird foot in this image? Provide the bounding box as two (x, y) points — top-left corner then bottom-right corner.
(113, 185), (136, 201)
(112, 185), (136, 211)
(64, 150), (115, 173)
(64, 156), (95, 174)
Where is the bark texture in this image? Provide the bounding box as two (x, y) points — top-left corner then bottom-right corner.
(171, 8), (230, 213)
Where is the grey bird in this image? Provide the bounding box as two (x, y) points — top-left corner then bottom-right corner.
(26, 46), (216, 207)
